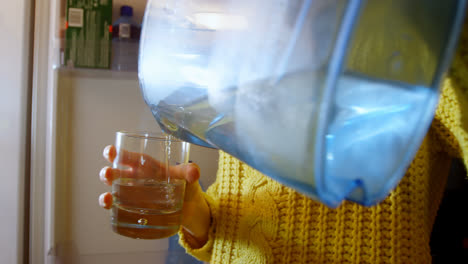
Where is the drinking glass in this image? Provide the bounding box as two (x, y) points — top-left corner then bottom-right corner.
(110, 131), (190, 239)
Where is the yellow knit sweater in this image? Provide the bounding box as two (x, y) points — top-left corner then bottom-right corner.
(179, 20), (468, 264)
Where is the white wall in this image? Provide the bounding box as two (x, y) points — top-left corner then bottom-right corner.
(0, 0), (32, 263)
(53, 71), (218, 263)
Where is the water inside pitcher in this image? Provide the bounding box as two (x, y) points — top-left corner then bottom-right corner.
(138, 0), (467, 207)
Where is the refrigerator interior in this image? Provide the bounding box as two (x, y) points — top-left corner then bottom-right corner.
(32, 0), (219, 263)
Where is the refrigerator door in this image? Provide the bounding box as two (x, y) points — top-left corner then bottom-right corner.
(0, 0), (33, 263)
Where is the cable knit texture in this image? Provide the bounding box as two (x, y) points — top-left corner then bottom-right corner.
(179, 16), (468, 264)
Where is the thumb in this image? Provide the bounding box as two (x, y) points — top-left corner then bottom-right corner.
(171, 163), (202, 202)
(172, 163), (200, 184)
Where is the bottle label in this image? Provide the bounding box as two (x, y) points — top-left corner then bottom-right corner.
(68, 8), (84, 28)
(119, 23), (131, 39)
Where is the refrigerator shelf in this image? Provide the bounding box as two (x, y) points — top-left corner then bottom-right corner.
(57, 66), (139, 80)
(54, 37), (140, 76)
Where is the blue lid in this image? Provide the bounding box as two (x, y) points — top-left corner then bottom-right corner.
(120, 5), (133, 17)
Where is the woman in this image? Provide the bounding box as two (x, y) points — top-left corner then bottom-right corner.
(98, 17), (468, 264)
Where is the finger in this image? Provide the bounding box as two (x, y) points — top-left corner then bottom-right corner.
(114, 147), (165, 169)
(113, 148), (185, 180)
(105, 145), (199, 182)
(99, 166), (134, 186)
(184, 180), (204, 202)
(103, 145), (117, 163)
(99, 192), (113, 210)
(184, 163), (200, 183)
(170, 163), (200, 183)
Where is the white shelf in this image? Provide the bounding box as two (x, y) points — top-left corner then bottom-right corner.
(57, 67), (139, 80)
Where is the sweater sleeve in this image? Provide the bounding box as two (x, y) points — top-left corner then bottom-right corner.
(178, 172), (222, 262)
(432, 40), (468, 170)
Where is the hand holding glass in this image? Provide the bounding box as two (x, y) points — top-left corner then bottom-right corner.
(102, 131), (190, 239)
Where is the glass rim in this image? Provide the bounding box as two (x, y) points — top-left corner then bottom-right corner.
(116, 130), (185, 142)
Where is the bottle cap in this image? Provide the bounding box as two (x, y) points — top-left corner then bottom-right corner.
(121, 5), (133, 17)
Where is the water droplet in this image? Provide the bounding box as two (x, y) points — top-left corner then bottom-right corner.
(138, 218), (148, 225)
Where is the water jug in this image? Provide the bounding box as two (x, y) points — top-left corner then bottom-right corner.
(138, 0), (467, 207)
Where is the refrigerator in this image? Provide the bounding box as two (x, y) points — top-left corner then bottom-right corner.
(0, 0), (219, 263)
(0, 0), (33, 263)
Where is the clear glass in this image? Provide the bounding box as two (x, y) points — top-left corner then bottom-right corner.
(111, 131), (190, 239)
(138, 0), (466, 206)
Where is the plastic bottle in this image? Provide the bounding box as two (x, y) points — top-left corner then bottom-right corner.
(112, 5), (141, 71)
